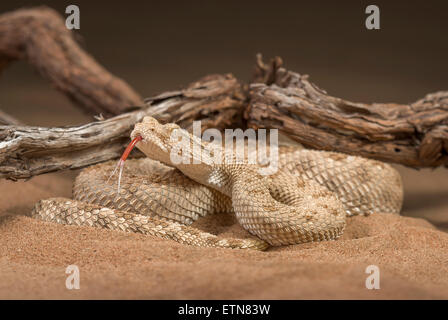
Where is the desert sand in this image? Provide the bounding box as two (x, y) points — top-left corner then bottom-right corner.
(1, 164), (448, 299)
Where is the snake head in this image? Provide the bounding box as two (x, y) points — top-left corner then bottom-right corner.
(131, 116), (181, 165)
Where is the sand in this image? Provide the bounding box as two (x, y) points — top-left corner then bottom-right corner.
(1, 166), (448, 299)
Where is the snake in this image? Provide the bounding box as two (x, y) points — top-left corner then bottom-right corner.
(31, 116), (403, 250)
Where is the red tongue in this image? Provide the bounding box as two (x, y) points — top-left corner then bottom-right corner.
(107, 135), (142, 193)
(120, 135), (143, 162)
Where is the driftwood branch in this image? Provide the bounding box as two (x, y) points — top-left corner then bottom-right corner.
(0, 6), (143, 117)
(145, 74), (246, 131)
(246, 55), (448, 168)
(0, 74), (245, 180)
(0, 3), (447, 180)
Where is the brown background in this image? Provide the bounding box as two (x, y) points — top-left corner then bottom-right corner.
(0, 1), (447, 299)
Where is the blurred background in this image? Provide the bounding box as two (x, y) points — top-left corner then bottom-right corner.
(0, 0), (447, 229)
(1, 0), (447, 125)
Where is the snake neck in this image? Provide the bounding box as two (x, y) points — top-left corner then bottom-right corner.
(130, 116), (269, 197)
(200, 164), (262, 197)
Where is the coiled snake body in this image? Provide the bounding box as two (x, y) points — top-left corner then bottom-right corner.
(32, 117), (403, 250)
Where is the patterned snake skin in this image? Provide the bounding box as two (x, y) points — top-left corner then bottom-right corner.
(31, 117), (403, 250)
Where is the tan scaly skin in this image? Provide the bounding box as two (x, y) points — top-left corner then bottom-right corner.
(31, 116), (403, 250)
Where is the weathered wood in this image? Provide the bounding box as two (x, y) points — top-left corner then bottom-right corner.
(0, 6), (143, 117)
(1, 9), (448, 182)
(145, 73), (247, 131)
(247, 56), (448, 168)
(0, 74), (246, 180)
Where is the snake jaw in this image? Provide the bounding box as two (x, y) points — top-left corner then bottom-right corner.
(130, 116), (178, 165)
(108, 116), (177, 194)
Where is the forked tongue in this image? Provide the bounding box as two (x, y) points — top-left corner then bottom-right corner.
(107, 135), (143, 193)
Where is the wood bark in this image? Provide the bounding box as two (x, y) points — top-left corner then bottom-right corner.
(0, 74), (246, 180)
(144, 74), (247, 131)
(0, 6), (143, 117)
(0, 5), (448, 180)
(247, 55), (448, 168)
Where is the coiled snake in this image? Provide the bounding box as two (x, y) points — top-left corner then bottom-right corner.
(31, 117), (403, 250)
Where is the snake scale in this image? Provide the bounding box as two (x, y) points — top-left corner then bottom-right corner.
(31, 116), (403, 250)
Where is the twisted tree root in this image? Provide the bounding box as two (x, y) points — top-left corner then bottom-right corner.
(247, 55), (448, 168)
(0, 74), (245, 180)
(0, 6), (447, 179)
(0, 6), (143, 117)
